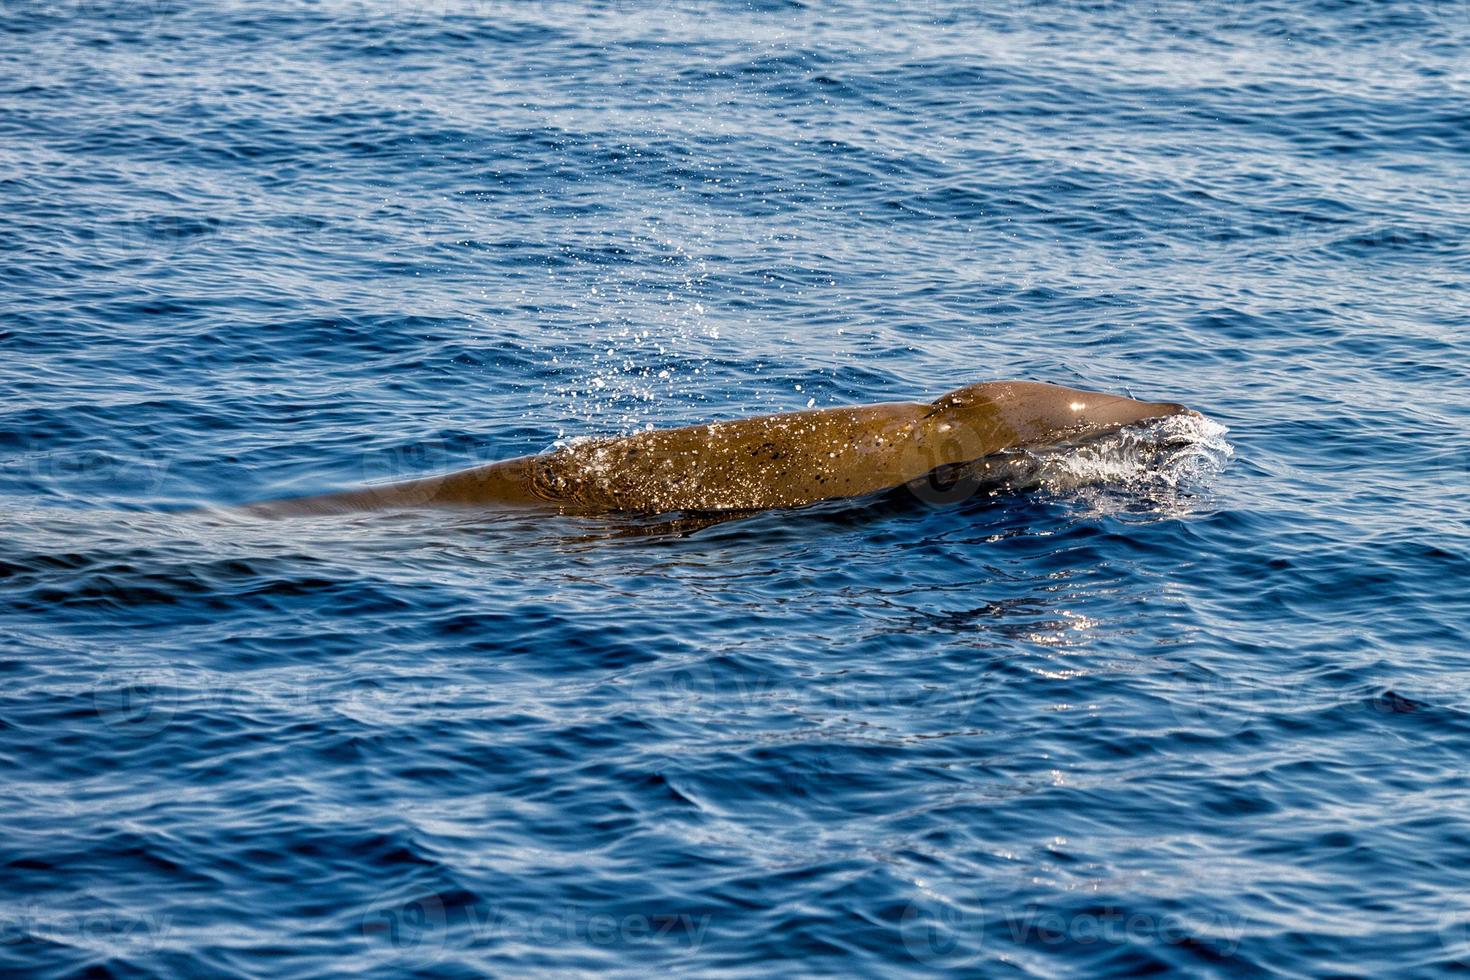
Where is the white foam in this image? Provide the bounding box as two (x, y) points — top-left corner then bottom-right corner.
(1033, 413), (1233, 491)
(964, 413), (1234, 516)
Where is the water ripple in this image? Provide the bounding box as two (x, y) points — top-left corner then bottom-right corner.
(3, 0), (1469, 975)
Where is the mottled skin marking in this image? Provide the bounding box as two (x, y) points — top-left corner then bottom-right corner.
(244, 381), (1188, 517)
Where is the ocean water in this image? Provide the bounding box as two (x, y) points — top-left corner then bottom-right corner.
(2, 0), (1469, 975)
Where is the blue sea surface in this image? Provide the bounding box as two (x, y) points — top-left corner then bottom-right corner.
(3, 0), (1469, 975)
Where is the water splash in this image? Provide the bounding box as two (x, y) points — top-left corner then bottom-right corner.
(965, 413), (1233, 512)
(1036, 413), (1234, 492)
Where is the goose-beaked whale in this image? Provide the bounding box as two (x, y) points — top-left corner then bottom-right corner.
(242, 381), (1190, 518)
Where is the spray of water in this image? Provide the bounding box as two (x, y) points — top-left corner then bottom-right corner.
(963, 412), (1233, 514)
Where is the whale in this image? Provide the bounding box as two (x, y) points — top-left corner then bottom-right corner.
(241, 380), (1190, 518)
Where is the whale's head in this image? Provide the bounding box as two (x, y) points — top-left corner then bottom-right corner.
(928, 381), (1190, 451)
